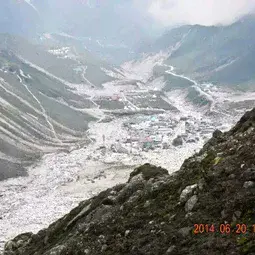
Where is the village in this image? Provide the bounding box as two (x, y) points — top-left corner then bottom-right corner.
(90, 111), (213, 158)
(79, 81), (225, 170)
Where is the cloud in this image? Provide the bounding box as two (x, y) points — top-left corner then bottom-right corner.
(145, 0), (255, 26)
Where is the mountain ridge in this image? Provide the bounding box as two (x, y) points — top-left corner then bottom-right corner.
(138, 15), (255, 89)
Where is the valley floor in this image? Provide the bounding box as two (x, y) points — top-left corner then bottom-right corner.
(0, 60), (254, 251)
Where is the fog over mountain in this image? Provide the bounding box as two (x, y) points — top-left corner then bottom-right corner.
(0, 0), (161, 46)
(147, 0), (255, 26)
(0, 1), (254, 253)
(3, 0), (255, 34)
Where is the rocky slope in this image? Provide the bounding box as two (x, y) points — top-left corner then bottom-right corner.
(4, 108), (255, 255)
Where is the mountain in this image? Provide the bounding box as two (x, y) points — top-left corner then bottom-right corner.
(4, 108), (255, 255)
(37, 0), (152, 47)
(0, 0), (160, 64)
(0, 0), (40, 36)
(3, 0), (255, 72)
(139, 15), (255, 89)
(1, 3), (255, 254)
(0, 33), (126, 180)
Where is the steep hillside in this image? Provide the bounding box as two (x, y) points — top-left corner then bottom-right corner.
(142, 15), (255, 89)
(0, 31), (135, 180)
(0, 34), (115, 86)
(4, 108), (255, 255)
(0, 37), (104, 180)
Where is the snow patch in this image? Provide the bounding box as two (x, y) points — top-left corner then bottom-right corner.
(23, 0), (39, 13)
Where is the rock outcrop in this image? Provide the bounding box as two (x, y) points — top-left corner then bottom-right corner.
(4, 108), (255, 255)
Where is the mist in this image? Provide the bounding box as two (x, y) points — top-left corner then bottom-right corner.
(142, 0), (255, 27)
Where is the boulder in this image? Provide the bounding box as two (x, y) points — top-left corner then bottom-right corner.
(172, 136), (183, 146)
(185, 195), (198, 212)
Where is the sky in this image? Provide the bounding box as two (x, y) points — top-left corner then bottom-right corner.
(140, 0), (255, 26)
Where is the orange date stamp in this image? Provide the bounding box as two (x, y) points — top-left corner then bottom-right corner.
(193, 224), (255, 234)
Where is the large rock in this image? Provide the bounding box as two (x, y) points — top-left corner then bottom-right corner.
(172, 135), (183, 146)
(185, 195), (198, 212)
(128, 163), (169, 182)
(180, 184), (197, 202)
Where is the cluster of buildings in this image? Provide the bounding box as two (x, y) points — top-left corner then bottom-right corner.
(95, 112), (217, 158)
(119, 114), (180, 152)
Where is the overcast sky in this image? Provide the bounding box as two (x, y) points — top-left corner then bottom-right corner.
(139, 0), (255, 26)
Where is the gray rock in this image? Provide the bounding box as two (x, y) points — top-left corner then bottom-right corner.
(172, 136), (183, 146)
(4, 232), (32, 252)
(46, 245), (67, 255)
(234, 211), (242, 218)
(185, 195), (198, 212)
(17, 240), (26, 247)
(185, 212), (193, 219)
(101, 244), (108, 252)
(125, 230), (130, 237)
(221, 210), (227, 218)
(128, 164), (169, 182)
(128, 173), (144, 183)
(198, 179), (205, 190)
(115, 144), (129, 154)
(242, 168), (255, 181)
(180, 184), (197, 202)
(169, 214), (176, 222)
(162, 142), (170, 149)
(178, 227), (192, 237)
(187, 139), (196, 143)
(232, 211), (242, 222)
(213, 129), (223, 139)
(229, 174), (236, 179)
(4, 241), (17, 251)
(98, 235), (105, 240)
(144, 200), (150, 208)
(243, 181), (255, 188)
(166, 245), (176, 254)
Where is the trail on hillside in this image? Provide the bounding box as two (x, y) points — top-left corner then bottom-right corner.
(164, 65), (224, 114)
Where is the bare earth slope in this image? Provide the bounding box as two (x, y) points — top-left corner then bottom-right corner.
(4, 109), (255, 255)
